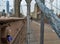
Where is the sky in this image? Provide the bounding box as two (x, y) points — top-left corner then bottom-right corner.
(0, 0), (60, 16)
(0, 0), (14, 12)
(0, 0), (36, 16)
(21, 0), (36, 16)
(45, 0), (60, 15)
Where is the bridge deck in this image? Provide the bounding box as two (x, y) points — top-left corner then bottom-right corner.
(30, 21), (60, 44)
(0, 17), (26, 44)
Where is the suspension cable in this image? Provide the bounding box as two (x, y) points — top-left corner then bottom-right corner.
(35, 0), (60, 38)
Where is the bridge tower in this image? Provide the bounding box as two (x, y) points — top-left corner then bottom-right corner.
(14, 0), (22, 17)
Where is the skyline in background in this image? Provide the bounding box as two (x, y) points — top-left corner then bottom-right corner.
(0, 0), (14, 13)
(0, 0), (60, 16)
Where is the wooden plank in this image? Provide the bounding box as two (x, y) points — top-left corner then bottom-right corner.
(0, 18), (26, 44)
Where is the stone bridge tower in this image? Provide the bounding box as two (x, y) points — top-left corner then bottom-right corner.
(14, 0), (22, 17)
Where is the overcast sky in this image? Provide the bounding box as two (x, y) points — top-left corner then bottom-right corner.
(0, 0), (36, 16)
(45, 0), (60, 15)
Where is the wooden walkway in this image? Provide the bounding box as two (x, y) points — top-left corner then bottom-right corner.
(0, 17), (26, 44)
(30, 21), (60, 44)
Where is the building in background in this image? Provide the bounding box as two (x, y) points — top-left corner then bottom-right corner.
(6, 0), (9, 13)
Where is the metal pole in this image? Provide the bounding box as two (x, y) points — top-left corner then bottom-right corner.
(25, 0), (31, 44)
(40, 12), (44, 44)
(40, 0), (45, 44)
(27, 3), (30, 44)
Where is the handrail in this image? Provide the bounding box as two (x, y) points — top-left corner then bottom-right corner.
(0, 17), (25, 23)
(10, 23), (24, 44)
(0, 17), (26, 44)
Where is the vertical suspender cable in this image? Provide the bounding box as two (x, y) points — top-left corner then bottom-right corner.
(25, 0), (31, 44)
(27, 3), (30, 44)
(40, 0), (45, 44)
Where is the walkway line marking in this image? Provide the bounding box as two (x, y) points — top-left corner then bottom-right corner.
(32, 21), (40, 26)
(32, 21), (55, 33)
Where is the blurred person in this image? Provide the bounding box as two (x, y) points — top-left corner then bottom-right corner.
(2, 9), (6, 17)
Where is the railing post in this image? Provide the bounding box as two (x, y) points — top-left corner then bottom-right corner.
(40, 0), (45, 44)
(25, 0), (31, 44)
